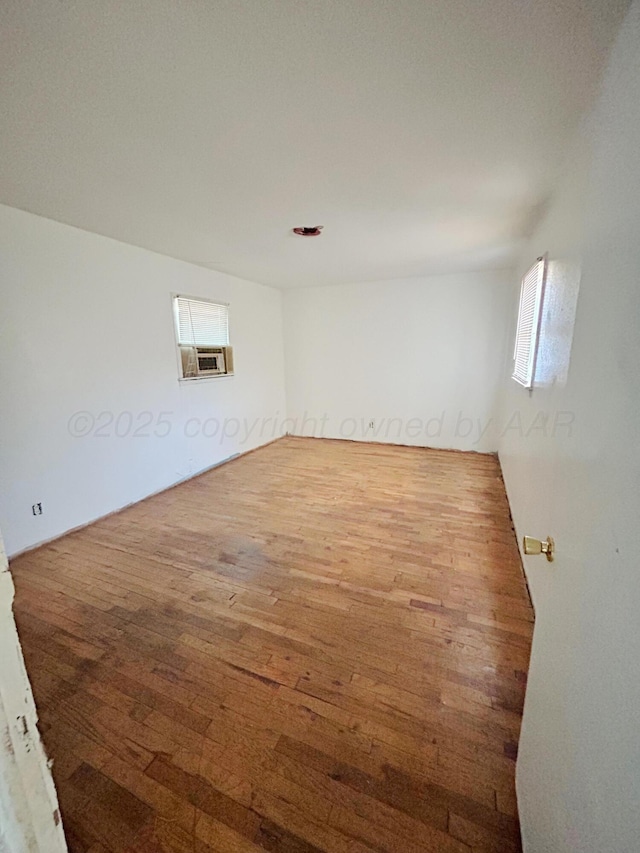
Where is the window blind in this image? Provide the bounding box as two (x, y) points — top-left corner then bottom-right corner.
(174, 296), (229, 346)
(512, 258), (546, 389)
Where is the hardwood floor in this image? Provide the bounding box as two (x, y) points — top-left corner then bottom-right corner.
(10, 436), (533, 853)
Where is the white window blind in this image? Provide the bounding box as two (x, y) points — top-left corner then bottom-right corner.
(512, 258), (546, 389)
(174, 296), (229, 346)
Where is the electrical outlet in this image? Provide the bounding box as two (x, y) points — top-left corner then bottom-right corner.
(368, 420), (375, 430)
(32, 502), (42, 516)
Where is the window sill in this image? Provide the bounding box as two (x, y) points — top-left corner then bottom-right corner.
(178, 374), (235, 383)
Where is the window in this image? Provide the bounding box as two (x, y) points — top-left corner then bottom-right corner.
(174, 295), (229, 347)
(172, 295), (233, 379)
(512, 257), (547, 389)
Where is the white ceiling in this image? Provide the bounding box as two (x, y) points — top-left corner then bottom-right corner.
(0, 1), (628, 288)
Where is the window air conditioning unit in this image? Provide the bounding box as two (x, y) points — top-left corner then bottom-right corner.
(179, 345), (234, 379)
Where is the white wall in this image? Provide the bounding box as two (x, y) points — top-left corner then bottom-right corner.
(283, 271), (513, 452)
(0, 205), (286, 557)
(499, 2), (640, 850)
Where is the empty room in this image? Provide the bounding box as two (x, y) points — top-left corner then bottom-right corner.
(1, 2), (639, 852)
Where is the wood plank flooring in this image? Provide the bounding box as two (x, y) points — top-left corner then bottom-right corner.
(10, 436), (533, 853)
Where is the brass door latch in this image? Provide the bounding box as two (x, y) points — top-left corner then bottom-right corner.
(523, 535), (555, 562)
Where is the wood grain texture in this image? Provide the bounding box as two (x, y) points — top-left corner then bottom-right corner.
(10, 436), (533, 852)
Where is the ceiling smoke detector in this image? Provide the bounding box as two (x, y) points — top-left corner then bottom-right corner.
(292, 225), (324, 237)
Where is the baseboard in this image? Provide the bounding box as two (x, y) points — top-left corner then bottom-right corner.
(8, 435), (286, 561)
(285, 432), (497, 456)
(497, 449), (535, 616)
